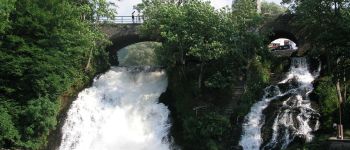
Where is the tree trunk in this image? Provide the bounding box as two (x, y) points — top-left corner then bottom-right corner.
(179, 42), (185, 65)
(343, 70), (347, 105)
(179, 43), (186, 79)
(327, 54), (331, 74)
(85, 43), (95, 72)
(336, 80), (344, 139)
(198, 62), (204, 89)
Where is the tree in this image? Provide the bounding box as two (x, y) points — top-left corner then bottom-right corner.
(141, 0), (231, 88)
(141, 0), (267, 90)
(0, 105), (19, 148)
(0, 0), (112, 148)
(0, 0), (16, 33)
(90, 0), (116, 22)
(315, 77), (339, 129)
(20, 97), (59, 149)
(261, 1), (287, 16)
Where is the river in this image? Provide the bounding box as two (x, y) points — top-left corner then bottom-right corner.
(239, 57), (321, 150)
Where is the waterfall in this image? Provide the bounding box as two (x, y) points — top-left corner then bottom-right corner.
(239, 57), (320, 150)
(59, 67), (172, 150)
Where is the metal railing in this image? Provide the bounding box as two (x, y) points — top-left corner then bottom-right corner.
(99, 16), (145, 24)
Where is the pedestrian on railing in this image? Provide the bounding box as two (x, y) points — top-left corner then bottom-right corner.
(132, 11), (135, 23)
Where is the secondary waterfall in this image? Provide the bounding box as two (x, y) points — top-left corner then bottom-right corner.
(239, 57), (320, 150)
(59, 67), (172, 150)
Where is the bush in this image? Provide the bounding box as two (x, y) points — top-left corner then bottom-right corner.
(315, 77), (338, 130)
(0, 0), (111, 148)
(182, 113), (231, 150)
(0, 106), (20, 148)
(14, 97), (59, 149)
(241, 57), (271, 107)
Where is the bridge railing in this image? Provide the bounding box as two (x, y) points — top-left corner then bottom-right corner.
(99, 16), (145, 24)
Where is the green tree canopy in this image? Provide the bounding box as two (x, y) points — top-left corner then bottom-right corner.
(0, 0), (113, 148)
(261, 1), (287, 16)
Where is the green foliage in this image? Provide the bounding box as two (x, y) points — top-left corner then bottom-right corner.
(19, 97), (59, 148)
(0, 105), (20, 148)
(261, 1), (287, 16)
(141, 0), (242, 66)
(141, 0), (267, 90)
(241, 56), (271, 110)
(232, 0), (258, 20)
(0, 0), (16, 33)
(183, 113), (231, 150)
(0, 0), (111, 149)
(315, 77), (338, 129)
(248, 57), (270, 86)
(231, 0), (267, 60)
(204, 71), (233, 88)
(118, 42), (161, 66)
(90, 0), (116, 21)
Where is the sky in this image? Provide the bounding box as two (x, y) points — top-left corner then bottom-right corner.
(111, 0), (283, 16)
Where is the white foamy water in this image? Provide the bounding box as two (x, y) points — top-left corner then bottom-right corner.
(239, 57), (320, 150)
(59, 67), (171, 150)
(238, 85), (283, 150)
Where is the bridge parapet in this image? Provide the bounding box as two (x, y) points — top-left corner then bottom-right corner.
(99, 16), (144, 24)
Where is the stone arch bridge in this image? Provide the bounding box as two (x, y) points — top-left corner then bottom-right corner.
(101, 14), (307, 65)
(100, 23), (157, 65)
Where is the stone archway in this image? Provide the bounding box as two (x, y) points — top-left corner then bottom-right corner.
(100, 24), (159, 65)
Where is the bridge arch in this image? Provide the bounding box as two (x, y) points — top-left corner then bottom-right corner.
(268, 30), (298, 47)
(108, 34), (156, 65)
(101, 24), (159, 65)
(261, 14), (302, 48)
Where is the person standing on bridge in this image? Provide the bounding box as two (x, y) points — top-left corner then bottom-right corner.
(132, 11), (135, 23)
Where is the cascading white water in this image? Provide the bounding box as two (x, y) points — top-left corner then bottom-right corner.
(59, 67), (172, 150)
(239, 57), (320, 150)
